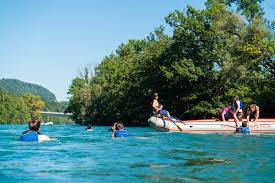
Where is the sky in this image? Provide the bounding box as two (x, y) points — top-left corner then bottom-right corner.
(0, 0), (274, 101)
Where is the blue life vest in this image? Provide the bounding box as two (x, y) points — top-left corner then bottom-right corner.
(240, 101), (243, 109)
(241, 127), (250, 134)
(159, 109), (168, 116)
(114, 130), (128, 138)
(20, 132), (39, 142)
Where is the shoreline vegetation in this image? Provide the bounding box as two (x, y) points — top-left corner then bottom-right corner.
(66, 0), (274, 126)
(0, 80), (73, 125)
(0, 90), (45, 124)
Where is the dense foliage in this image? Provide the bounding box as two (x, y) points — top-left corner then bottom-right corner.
(0, 79), (71, 124)
(67, 0), (274, 126)
(0, 78), (56, 102)
(0, 90), (45, 124)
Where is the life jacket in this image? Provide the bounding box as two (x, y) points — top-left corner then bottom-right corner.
(239, 101), (243, 109)
(20, 131), (39, 141)
(241, 127), (250, 134)
(114, 130), (128, 138)
(233, 100), (243, 112)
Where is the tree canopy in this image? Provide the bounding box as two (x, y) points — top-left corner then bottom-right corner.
(0, 90), (45, 124)
(67, 0), (275, 126)
(0, 79), (70, 124)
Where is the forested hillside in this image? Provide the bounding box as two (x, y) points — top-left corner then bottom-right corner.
(67, 0), (275, 126)
(0, 78), (56, 102)
(0, 90), (45, 124)
(0, 79), (71, 124)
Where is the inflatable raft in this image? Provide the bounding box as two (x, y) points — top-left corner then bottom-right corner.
(148, 116), (275, 134)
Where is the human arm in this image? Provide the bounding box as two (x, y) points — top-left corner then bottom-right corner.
(246, 115), (250, 122)
(255, 106), (260, 122)
(112, 130), (116, 138)
(246, 109), (250, 122)
(221, 111), (226, 122)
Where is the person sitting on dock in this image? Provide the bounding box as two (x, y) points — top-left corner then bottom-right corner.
(21, 120), (51, 142)
(246, 104), (260, 124)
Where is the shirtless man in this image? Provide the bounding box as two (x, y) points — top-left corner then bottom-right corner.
(152, 93), (172, 119)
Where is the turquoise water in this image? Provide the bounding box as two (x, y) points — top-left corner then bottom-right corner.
(0, 125), (274, 183)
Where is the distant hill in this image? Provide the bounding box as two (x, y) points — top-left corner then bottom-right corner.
(0, 78), (56, 102)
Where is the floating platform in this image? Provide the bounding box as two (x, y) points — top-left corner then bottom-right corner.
(148, 116), (275, 134)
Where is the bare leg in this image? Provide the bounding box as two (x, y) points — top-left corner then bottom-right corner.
(232, 113), (239, 127)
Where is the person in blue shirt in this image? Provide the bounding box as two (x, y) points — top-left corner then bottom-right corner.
(21, 120), (51, 142)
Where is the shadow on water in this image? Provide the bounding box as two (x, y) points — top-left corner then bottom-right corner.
(183, 158), (230, 166)
(129, 163), (171, 169)
(160, 148), (214, 161)
(129, 157), (230, 170)
(136, 174), (217, 183)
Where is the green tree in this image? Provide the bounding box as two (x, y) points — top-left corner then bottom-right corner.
(67, 0), (274, 125)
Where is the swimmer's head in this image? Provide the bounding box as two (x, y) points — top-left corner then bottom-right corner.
(29, 120), (41, 131)
(242, 121), (248, 127)
(153, 93), (158, 99)
(116, 123), (124, 130)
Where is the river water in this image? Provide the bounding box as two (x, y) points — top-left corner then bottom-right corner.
(0, 125), (274, 183)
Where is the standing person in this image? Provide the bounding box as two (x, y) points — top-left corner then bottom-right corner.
(230, 96), (244, 127)
(21, 120), (51, 142)
(246, 104), (260, 123)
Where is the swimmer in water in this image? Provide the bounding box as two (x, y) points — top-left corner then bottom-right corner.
(21, 120), (51, 142)
(108, 122), (118, 132)
(112, 123), (128, 138)
(235, 121), (250, 134)
(85, 123), (93, 131)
